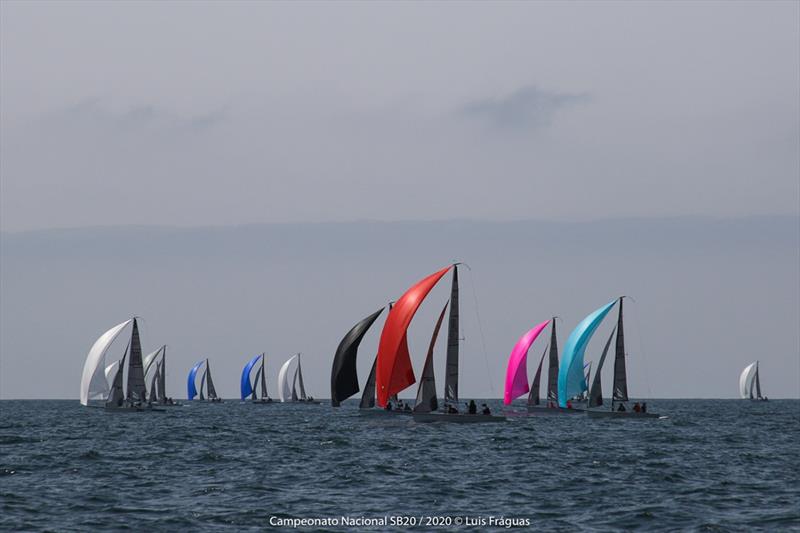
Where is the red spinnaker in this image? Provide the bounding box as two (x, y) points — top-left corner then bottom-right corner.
(376, 266), (452, 407)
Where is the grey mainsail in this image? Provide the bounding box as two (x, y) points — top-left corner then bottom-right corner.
(199, 366), (207, 400)
(330, 307), (385, 406)
(588, 325), (617, 408)
(106, 351), (127, 408)
(359, 356), (377, 409)
(297, 355), (307, 400)
(444, 265), (460, 406)
(206, 360), (218, 399)
(157, 357), (166, 401)
(291, 367), (299, 401)
(414, 302), (448, 413)
(612, 298), (628, 402)
(527, 345), (548, 406)
(149, 368), (159, 403)
(125, 319), (147, 403)
(252, 366), (261, 400)
(755, 362), (762, 399)
(259, 354), (268, 399)
(547, 319), (559, 403)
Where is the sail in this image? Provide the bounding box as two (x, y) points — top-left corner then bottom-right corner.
(252, 367), (262, 400)
(376, 265), (452, 407)
(125, 319), (147, 403)
(259, 354), (268, 399)
(157, 358), (166, 401)
(584, 362), (592, 393)
(444, 265), (460, 406)
(278, 354), (299, 402)
(612, 298), (628, 402)
(330, 307), (385, 406)
(413, 302), (448, 413)
(240, 354), (262, 400)
(199, 367), (206, 400)
(503, 320), (550, 405)
(187, 360), (204, 400)
(291, 368), (299, 401)
(297, 355), (307, 400)
(558, 299), (617, 407)
(739, 362), (757, 399)
(547, 320), (559, 403)
(588, 325), (617, 408)
(206, 360), (218, 399)
(80, 318), (133, 405)
(755, 362), (762, 399)
(359, 356), (378, 409)
(105, 360), (121, 386)
(143, 345), (164, 378)
(106, 349), (127, 407)
(149, 368), (159, 403)
(527, 345), (548, 406)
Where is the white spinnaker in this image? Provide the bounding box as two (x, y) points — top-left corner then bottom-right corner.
(277, 354), (298, 402)
(739, 362), (757, 399)
(80, 319), (133, 405)
(143, 346), (163, 378)
(105, 360), (121, 385)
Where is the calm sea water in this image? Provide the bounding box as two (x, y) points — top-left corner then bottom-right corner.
(1, 399), (798, 531)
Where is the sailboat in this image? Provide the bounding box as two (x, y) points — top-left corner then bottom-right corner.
(373, 264), (504, 423)
(79, 317), (159, 410)
(187, 359), (222, 402)
(142, 345), (180, 406)
(241, 353), (273, 403)
(330, 307), (386, 407)
(277, 354), (320, 404)
(564, 297), (660, 419)
(740, 361), (768, 401)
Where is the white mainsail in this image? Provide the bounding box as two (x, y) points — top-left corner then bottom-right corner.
(739, 362), (757, 399)
(143, 345), (164, 377)
(277, 354), (299, 402)
(80, 319), (133, 405)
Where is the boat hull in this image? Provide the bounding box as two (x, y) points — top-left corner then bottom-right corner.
(412, 412), (506, 423)
(358, 408), (413, 417)
(586, 409), (660, 419)
(526, 405), (585, 416)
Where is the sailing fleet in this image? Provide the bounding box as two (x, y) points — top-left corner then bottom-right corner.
(78, 265), (769, 416)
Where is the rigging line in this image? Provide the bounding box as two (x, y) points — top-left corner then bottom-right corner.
(628, 298), (654, 399)
(462, 263), (496, 397)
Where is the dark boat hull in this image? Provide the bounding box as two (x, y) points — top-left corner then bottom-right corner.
(526, 405), (585, 416)
(358, 408), (413, 417)
(412, 412), (506, 423)
(586, 409), (661, 419)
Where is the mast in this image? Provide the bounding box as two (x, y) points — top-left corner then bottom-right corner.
(413, 302), (448, 413)
(527, 345), (548, 407)
(206, 359), (218, 399)
(612, 297), (629, 404)
(444, 265), (460, 407)
(125, 319), (147, 403)
(588, 325), (617, 409)
(359, 356), (378, 409)
(259, 354), (268, 399)
(547, 319), (559, 403)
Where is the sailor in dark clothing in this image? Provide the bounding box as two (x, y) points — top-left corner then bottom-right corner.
(633, 402), (641, 413)
(447, 404), (458, 414)
(481, 404), (491, 415)
(468, 400), (477, 414)
(641, 403), (647, 413)
(385, 401), (392, 411)
(617, 403), (626, 412)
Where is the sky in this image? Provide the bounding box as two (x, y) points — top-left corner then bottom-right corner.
(0, 2), (798, 399)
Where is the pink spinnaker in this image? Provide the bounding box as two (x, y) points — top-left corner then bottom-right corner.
(503, 320), (551, 405)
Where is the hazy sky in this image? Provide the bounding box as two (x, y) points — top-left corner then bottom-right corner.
(1, 1), (798, 231)
(0, 3), (798, 401)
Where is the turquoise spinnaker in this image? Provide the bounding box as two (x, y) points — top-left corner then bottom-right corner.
(240, 354), (263, 400)
(558, 299), (617, 407)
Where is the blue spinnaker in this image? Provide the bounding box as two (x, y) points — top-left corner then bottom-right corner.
(558, 300), (617, 407)
(240, 354), (263, 400)
(187, 360), (204, 400)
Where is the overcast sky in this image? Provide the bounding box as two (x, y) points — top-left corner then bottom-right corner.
(1, 1), (798, 231)
(0, 2), (798, 400)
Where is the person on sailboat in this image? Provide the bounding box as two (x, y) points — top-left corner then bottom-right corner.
(633, 402), (641, 413)
(641, 402), (647, 413)
(617, 403), (626, 412)
(481, 404), (491, 415)
(447, 404), (458, 414)
(468, 400), (477, 414)
(566, 400), (573, 409)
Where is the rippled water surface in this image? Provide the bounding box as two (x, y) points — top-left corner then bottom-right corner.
(1, 399), (798, 531)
